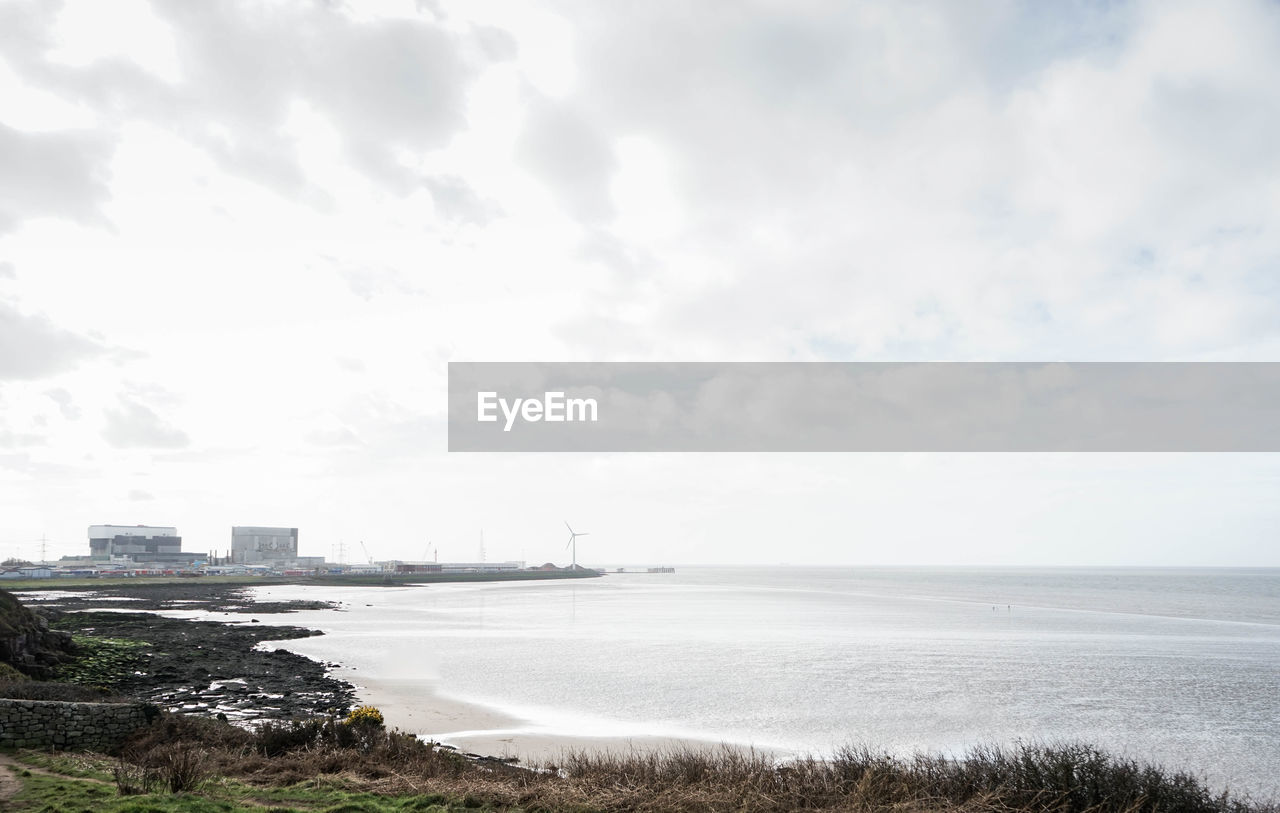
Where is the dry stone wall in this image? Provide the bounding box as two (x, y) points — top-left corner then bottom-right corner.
(0, 698), (156, 751)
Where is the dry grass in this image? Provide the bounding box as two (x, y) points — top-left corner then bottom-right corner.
(114, 714), (1277, 813)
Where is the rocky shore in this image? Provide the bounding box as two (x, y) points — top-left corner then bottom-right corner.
(7, 583), (354, 722)
(0, 588), (75, 679)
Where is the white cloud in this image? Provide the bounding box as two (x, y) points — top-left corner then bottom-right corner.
(46, 0), (182, 83)
(0, 0), (1276, 564)
(0, 300), (106, 379)
(102, 396), (189, 449)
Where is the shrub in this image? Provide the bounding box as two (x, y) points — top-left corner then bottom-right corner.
(112, 760), (158, 795)
(344, 705), (385, 728)
(0, 662), (29, 682)
(160, 745), (206, 793)
(124, 711), (253, 755)
(254, 718), (326, 756)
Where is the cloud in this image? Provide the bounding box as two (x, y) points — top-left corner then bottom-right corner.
(0, 0), (508, 215)
(336, 357), (366, 374)
(44, 388), (82, 420)
(516, 93), (616, 222)
(540, 0), (1280, 360)
(0, 301), (106, 379)
(102, 397), (189, 448)
(0, 262), (15, 279)
(307, 425), (361, 447)
(423, 174), (500, 225)
(0, 123), (113, 233)
(0, 429), (44, 448)
(128, 488), (154, 501)
(338, 265), (425, 300)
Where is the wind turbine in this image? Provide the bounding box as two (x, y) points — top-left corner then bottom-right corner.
(564, 521), (589, 569)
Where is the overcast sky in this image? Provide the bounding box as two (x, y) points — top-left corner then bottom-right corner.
(1, 0), (1278, 567)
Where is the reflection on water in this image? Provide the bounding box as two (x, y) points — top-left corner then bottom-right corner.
(254, 567), (1280, 798)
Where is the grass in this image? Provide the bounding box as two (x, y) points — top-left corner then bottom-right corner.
(4, 570), (600, 592)
(10, 766), (464, 811)
(3, 577), (281, 591)
(7, 713), (1275, 813)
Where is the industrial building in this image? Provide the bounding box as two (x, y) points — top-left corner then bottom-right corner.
(231, 526), (297, 563)
(230, 526), (324, 569)
(439, 561), (522, 573)
(86, 525), (202, 565)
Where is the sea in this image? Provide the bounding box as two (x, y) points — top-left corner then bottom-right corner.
(249, 567), (1280, 799)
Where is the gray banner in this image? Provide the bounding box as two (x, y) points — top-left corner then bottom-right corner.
(447, 362), (1280, 452)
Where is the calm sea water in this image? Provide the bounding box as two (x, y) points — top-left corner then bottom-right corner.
(253, 567), (1280, 798)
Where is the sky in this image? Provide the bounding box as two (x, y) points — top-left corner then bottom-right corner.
(1, 0), (1278, 567)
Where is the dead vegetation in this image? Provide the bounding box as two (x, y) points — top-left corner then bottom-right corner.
(105, 713), (1276, 813)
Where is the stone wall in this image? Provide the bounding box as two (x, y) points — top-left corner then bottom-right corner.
(0, 698), (157, 751)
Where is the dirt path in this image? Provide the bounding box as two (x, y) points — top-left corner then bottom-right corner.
(0, 751), (118, 807)
(0, 752), (327, 810)
(0, 755), (21, 806)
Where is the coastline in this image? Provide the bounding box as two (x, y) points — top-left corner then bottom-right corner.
(14, 578), (761, 765)
(333, 671), (774, 764)
(5, 580), (1278, 810)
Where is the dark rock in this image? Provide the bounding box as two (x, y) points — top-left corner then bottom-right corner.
(0, 589), (77, 679)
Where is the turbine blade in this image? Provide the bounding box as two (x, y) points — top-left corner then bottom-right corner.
(564, 521), (574, 533)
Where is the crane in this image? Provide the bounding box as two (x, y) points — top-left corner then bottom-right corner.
(360, 541), (373, 564)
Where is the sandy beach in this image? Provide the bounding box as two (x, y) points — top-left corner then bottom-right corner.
(330, 672), (767, 764)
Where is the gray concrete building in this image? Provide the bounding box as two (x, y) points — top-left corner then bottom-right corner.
(86, 525), (200, 565)
(231, 526), (298, 563)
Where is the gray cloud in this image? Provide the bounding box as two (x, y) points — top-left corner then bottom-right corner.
(0, 301), (106, 379)
(336, 357), (366, 373)
(0, 0), (507, 221)
(424, 174), (500, 225)
(338, 265), (424, 300)
(128, 489), (155, 501)
(120, 380), (183, 409)
(516, 94), (616, 222)
(0, 262), (15, 279)
(0, 124), (114, 233)
(0, 451), (84, 477)
(540, 0), (1280, 360)
(44, 388), (82, 420)
(103, 397), (189, 449)
(307, 425), (361, 447)
(0, 429), (44, 448)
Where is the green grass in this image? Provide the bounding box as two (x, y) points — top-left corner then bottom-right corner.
(14, 771), (236, 812)
(13, 750), (119, 781)
(5, 571), (599, 592)
(8, 753), (473, 812)
(3, 576), (283, 591)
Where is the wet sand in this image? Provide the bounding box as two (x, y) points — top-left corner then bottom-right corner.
(336, 673), (769, 764)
